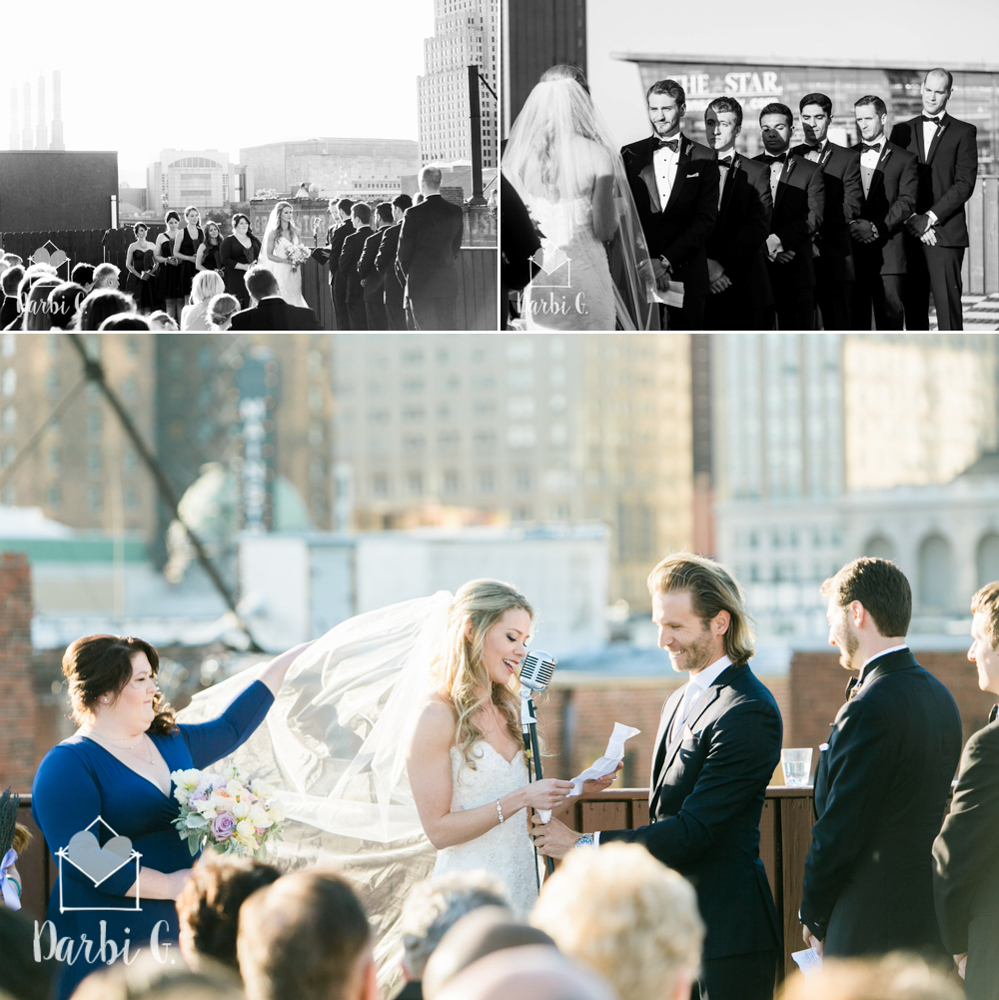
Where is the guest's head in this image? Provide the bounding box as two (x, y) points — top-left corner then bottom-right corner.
(799, 92), (833, 145)
(351, 203), (372, 229)
(191, 269), (225, 305)
(93, 262), (121, 290)
(71, 262), (95, 291)
(244, 266), (280, 304)
(0, 260), (8, 279)
(422, 908), (556, 1000)
(232, 214), (252, 237)
(237, 870), (376, 1000)
(532, 843), (703, 1000)
(375, 202), (393, 229)
(760, 102), (794, 154)
(17, 265), (58, 311)
(2, 254), (23, 268)
(70, 952), (245, 1000)
(704, 97), (743, 152)
(176, 853), (281, 973)
(62, 633), (175, 736)
(132, 223), (149, 240)
(148, 310), (179, 330)
(400, 870), (510, 981)
(392, 193), (413, 222)
(1, 265), (24, 301)
(208, 293), (240, 330)
(854, 95), (888, 142)
(205, 221), (223, 245)
(821, 558), (911, 671)
(778, 953), (962, 1000)
(99, 313), (151, 330)
(415, 193), (425, 205)
(77, 289), (133, 330)
(164, 210), (181, 228)
(47, 282), (85, 330)
(646, 79), (686, 139)
(921, 68), (953, 117)
(539, 64), (590, 94)
(0, 905), (60, 1000)
(419, 166), (443, 196)
(647, 553), (754, 671)
(23, 277), (61, 330)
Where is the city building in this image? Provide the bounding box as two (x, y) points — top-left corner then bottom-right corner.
(146, 149), (248, 214)
(418, 0), (499, 169)
(239, 138), (420, 201)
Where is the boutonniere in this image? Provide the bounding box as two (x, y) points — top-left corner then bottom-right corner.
(820, 147), (833, 166)
(687, 171), (700, 178)
(785, 157), (797, 179)
(881, 145), (893, 165)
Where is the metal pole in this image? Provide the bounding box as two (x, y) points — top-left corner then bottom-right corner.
(467, 65), (487, 206)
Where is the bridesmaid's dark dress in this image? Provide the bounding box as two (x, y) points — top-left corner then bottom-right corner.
(177, 225), (204, 301)
(200, 241), (223, 273)
(32, 681), (274, 999)
(156, 232), (183, 302)
(220, 234), (261, 309)
(125, 248), (157, 312)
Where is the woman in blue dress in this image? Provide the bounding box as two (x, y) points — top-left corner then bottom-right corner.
(32, 633), (311, 999)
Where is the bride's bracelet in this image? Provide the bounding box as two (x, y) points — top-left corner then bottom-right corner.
(495, 799), (505, 825)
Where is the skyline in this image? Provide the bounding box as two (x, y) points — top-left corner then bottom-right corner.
(1, 1), (436, 188)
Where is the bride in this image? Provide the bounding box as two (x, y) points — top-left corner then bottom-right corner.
(261, 201), (309, 307)
(503, 64), (659, 331)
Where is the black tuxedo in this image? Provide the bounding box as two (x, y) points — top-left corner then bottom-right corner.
(621, 133), (719, 328)
(374, 222), (406, 331)
(801, 648), (962, 958)
(704, 153), (772, 330)
(851, 139), (918, 329)
(340, 226), (374, 331)
(933, 710), (999, 1000)
(397, 194), (464, 331)
(229, 296), (321, 331)
(359, 228), (388, 330)
(790, 141), (862, 329)
(889, 112), (978, 329)
(753, 152), (824, 329)
(0, 296), (19, 330)
(601, 662), (782, 1000)
(327, 219), (354, 330)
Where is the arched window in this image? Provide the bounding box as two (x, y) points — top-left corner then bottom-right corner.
(976, 533), (999, 589)
(918, 534), (953, 613)
(863, 534), (896, 561)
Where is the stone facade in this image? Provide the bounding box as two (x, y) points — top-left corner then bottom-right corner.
(0, 553), (36, 792)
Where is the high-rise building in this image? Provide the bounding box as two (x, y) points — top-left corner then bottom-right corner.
(417, 0), (498, 169)
(146, 149), (243, 214)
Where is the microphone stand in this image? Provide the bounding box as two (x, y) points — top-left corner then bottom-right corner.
(521, 689), (555, 881)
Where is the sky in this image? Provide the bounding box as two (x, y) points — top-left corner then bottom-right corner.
(583, 0), (999, 149)
(1, 1), (436, 187)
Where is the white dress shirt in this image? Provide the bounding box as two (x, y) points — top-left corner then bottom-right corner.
(859, 135), (886, 199)
(653, 135), (681, 210)
(802, 138), (828, 164)
(856, 644), (909, 688)
(922, 111), (946, 161)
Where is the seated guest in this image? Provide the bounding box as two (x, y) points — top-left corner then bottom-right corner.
(148, 310), (180, 330)
(0, 904), (61, 1000)
(92, 262), (121, 290)
(358, 202), (394, 330)
(6, 265), (58, 330)
(531, 842), (703, 1000)
(181, 271), (226, 331)
(1, 822), (32, 912)
(70, 952), (245, 1000)
(23, 277), (62, 330)
(71, 262), (95, 292)
(374, 194), (412, 331)
(753, 102), (824, 329)
(340, 203), (375, 331)
(237, 870), (377, 1000)
(47, 282), (85, 330)
(3, 253), (24, 268)
(778, 953), (961, 1000)
(176, 853), (280, 974)
(230, 266), (321, 331)
(77, 289), (134, 330)
(98, 313), (152, 330)
(0, 265), (24, 329)
(207, 293), (240, 331)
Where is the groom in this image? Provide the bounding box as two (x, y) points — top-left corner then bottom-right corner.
(621, 79), (719, 329)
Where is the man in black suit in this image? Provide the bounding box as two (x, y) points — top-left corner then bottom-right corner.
(621, 79), (718, 329)
(702, 97), (772, 330)
(850, 95), (919, 329)
(534, 553), (782, 1000)
(327, 197), (354, 331)
(889, 67), (978, 330)
(230, 266), (321, 331)
(374, 193), (412, 331)
(800, 557), (962, 959)
(791, 93), (862, 329)
(0, 265), (24, 330)
(934, 581), (999, 999)
(340, 203), (375, 332)
(398, 166), (464, 330)
(753, 103), (825, 329)
(358, 202), (394, 330)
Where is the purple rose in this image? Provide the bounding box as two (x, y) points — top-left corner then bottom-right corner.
(210, 812), (237, 841)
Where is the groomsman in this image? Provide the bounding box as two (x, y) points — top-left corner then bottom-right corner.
(328, 197), (355, 331)
(800, 558), (961, 959)
(374, 194), (412, 331)
(889, 68), (978, 330)
(358, 202), (394, 330)
(933, 582), (999, 999)
(791, 93), (862, 329)
(850, 95), (918, 329)
(339, 203), (374, 331)
(702, 97), (773, 330)
(753, 103), (824, 329)
(621, 79), (719, 329)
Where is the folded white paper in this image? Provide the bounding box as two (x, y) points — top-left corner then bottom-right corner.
(791, 948), (822, 974)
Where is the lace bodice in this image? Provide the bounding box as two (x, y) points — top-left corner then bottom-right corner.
(529, 195), (596, 250)
(432, 742), (539, 914)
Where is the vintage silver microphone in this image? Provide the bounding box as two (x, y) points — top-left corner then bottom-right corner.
(518, 649), (558, 878)
(518, 649), (557, 693)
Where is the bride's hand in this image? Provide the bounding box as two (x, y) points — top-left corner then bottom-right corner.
(524, 778), (573, 811)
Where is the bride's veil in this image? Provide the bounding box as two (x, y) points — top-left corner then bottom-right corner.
(177, 591), (453, 991)
(502, 68), (658, 331)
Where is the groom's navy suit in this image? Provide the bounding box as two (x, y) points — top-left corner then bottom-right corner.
(600, 661), (782, 1000)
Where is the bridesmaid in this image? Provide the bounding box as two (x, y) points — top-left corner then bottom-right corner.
(123, 223), (159, 313)
(173, 206), (204, 309)
(154, 211), (183, 323)
(196, 220), (224, 274)
(220, 214), (261, 310)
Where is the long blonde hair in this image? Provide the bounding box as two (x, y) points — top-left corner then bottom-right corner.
(433, 579), (534, 767)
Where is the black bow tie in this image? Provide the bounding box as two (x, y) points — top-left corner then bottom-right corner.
(717, 155), (734, 167)
(861, 142), (883, 154)
(921, 114), (942, 124)
(766, 152), (787, 164)
(653, 136), (679, 153)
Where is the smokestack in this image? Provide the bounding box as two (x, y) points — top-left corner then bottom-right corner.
(8, 88), (17, 150)
(50, 71), (64, 150)
(35, 74), (47, 150)
(21, 83), (31, 151)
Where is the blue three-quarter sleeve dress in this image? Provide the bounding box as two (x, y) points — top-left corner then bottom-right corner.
(32, 680), (274, 998)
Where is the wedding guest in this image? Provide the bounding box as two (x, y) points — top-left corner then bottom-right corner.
(0, 266), (24, 329)
(340, 203), (374, 330)
(237, 870), (377, 1000)
(230, 266), (320, 331)
(6, 265), (58, 329)
(778, 953), (961, 1000)
(2, 253), (23, 267)
(71, 262), (95, 293)
(98, 314), (152, 330)
(148, 310), (180, 330)
(176, 853), (280, 974)
(1, 823), (31, 911)
(181, 270), (226, 331)
(220, 214), (261, 310)
(47, 282), (85, 331)
(93, 262), (121, 290)
(207, 293), (240, 331)
(359, 202), (394, 330)
(70, 952), (245, 1000)
(124, 223), (159, 313)
(328, 197), (355, 330)
(0, 905), (60, 1000)
(398, 167), (464, 330)
(155, 211), (184, 322)
(76, 289), (134, 331)
(23, 277), (62, 330)
(174, 206), (205, 308)
(196, 221), (224, 273)
(374, 193), (412, 331)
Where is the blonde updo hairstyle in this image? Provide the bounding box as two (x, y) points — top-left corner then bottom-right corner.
(433, 579), (533, 768)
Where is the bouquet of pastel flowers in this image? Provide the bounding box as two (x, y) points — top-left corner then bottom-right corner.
(171, 765), (286, 859)
(279, 238), (312, 269)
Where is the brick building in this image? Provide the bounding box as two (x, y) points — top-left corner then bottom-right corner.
(0, 553), (36, 792)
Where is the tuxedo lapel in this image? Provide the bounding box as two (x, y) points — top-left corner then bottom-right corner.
(718, 154), (740, 220)
(867, 144), (893, 200)
(915, 119), (927, 164)
(663, 134), (691, 215)
(650, 687), (684, 797)
(774, 156), (796, 209)
(926, 120), (949, 165)
(652, 682), (723, 802)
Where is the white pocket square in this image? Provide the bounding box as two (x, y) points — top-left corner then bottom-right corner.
(687, 171), (700, 178)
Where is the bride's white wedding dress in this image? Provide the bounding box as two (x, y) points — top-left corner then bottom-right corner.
(269, 235), (309, 307)
(434, 743), (539, 913)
